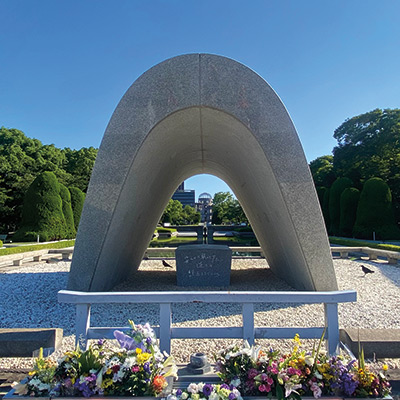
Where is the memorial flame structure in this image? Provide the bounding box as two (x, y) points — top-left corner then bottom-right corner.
(67, 54), (337, 292)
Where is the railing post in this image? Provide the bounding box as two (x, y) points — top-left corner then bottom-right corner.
(159, 303), (172, 354)
(324, 302), (339, 355)
(75, 303), (91, 350)
(242, 303), (255, 345)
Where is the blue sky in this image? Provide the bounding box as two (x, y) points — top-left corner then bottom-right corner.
(1, 1), (399, 199)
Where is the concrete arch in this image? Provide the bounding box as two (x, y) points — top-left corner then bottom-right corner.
(68, 54), (337, 292)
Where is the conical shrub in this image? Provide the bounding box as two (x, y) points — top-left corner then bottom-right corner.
(339, 187), (360, 237)
(353, 177), (400, 240)
(329, 177), (353, 235)
(13, 172), (67, 242)
(69, 186), (85, 231)
(60, 184), (76, 239)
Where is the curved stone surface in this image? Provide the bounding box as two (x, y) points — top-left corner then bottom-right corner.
(68, 54), (337, 292)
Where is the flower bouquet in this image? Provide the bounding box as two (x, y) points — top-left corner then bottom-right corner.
(13, 320), (177, 398)
(213, 335), (391, 399)
(168, 383), (243, 400)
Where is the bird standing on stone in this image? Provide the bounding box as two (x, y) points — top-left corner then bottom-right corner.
(162, 259), (173, 268)
(361, 264), (374, 276)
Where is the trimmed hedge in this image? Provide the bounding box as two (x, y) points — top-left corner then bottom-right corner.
(69, 186), (85, 231)
(156, 227), (178, 233)
(0, 240), (75, 256)
(353, 177), (400, 240)
(329, 177), (353, 235)
(60, 184), (76, 239)
(329, 237), (400, 252)
(339, 187), (360, 237)
(13, 172), (67, 242)
(0, 240), (3, 247)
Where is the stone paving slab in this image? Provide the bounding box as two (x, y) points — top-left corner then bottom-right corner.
(340, 328), (400, 358)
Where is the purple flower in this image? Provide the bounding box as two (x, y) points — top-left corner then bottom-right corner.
(114, 330), (137, 350)
(228, 392), (237, 400)
(146, 337), (152, 345)
(143, 362), (151, 373)
(176, 389), (183, 396)
(203, 384), (213, 396)
(220, 383), (230, 390)
(97, 339), (105, 346)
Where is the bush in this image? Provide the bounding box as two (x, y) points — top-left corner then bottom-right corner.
(13, 172), (67, 242)
(353, 177), (400, 240)
(60, 184), (76, 239)
(329, 177), (353, 235)
(69, 186), (85, 231)
(339, 187), (360, 237)
(329, 236), (400, 252)
(0, 240), (3, 247)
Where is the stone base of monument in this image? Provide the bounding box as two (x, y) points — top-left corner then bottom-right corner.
(175, 244), (232, 287)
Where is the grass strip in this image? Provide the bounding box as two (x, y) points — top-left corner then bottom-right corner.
(0, 240), (75, 256)
(329, 237), (400, 252)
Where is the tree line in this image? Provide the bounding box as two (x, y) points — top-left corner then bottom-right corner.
(310, 108), (400, 240)
(0, 127), (97, 232)
(2, 107), (400, 239)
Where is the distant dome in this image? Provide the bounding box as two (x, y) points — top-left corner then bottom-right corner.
(199, 192), (212, 200)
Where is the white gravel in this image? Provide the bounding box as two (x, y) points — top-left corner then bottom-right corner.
(0, 257), (399, 370)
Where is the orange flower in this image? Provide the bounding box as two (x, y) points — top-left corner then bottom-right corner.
(152, 375), (166, 393)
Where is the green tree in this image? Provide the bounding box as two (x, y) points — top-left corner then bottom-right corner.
(59, 184), (76, 238)
(161, 199), (183, 225)
(333, 108), (400, 222)
(69, 186), (86, 231)
(182, 205), (201, 225)
(309, 155), (336, 188)
(63, 147), (98, 192)
(339, 187), (360, 237)
(329, 177), (353, 235)
(13, 172), (67, 242)
(353, 177), (400, 240)
(0, 127), (97, 231)
(211, 192), (248, 224)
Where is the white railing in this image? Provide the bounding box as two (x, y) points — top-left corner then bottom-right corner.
(58, 290), (356, 356)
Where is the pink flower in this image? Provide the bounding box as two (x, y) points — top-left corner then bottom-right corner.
(247, 369), (259, 380)
(260, 383), (271, 393)
(132, 366), (140, 373)
(266, 377), (274, 386)
(260, 373), (268, 381)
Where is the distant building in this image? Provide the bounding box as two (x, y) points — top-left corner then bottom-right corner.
(172, 182), (195, 208)
(197, 192), (213, 223)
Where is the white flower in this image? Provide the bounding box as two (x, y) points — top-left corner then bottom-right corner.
(285, 382), (302, 398)
(209, 392), (219, 400)
(181, 392), (189, 399)
(197, 382), (204, 392)
(187, 383), (199, 394)
(167, 395), (178, 400)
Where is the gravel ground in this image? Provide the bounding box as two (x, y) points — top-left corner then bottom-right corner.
(0, 257), (399, 370)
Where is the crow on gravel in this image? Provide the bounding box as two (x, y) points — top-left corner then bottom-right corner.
(361, 264), (374, 276)
(162, 259), (173, 268)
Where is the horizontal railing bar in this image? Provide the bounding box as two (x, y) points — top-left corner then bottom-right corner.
(86, 326), (327, 341)
(58, 290), (356, 304)
(171, 327), (242, 338)
(255, 327), (326, 339)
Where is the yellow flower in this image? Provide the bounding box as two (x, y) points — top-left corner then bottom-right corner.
(136, 348), (142, 354)
(383, 364), (388, 371)
(137, 352), (151, 364)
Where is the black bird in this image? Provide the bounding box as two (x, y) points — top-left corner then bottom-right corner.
(361, 264), (374, 276)
(162, 259), (173, 268)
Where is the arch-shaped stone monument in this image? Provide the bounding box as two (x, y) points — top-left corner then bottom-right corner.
(68, 54), (337, 292)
